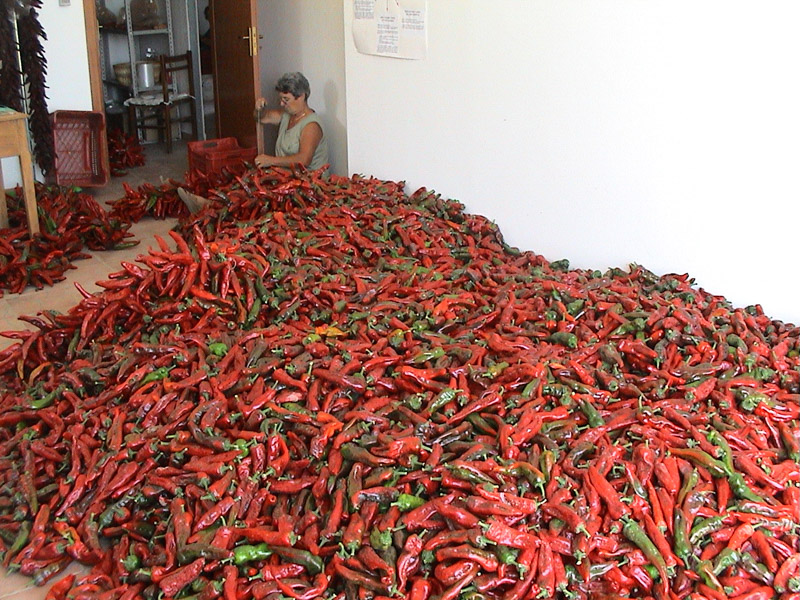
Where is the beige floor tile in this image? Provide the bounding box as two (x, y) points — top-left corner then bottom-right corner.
(0, 561), (89, 599)
(0, 568), (37, 599)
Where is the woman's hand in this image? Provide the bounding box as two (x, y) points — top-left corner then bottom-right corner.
(255, 99), (283, 125)
(254, 154), (274, 168)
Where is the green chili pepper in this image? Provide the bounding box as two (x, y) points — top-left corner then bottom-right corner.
(521, 378), (540, 399)
(690, 516), (725, 546)
(539, 450), (557, 481)
(726, 334), (747, 350)
(461, 591), (488, 600)
(697, 560), (723, 591)
(508, 463), (546, 489)
(673, 510), (692, 568)
(495, 545), (519, 566)
(271, 546), (324, 575)
(728, 472), (764, 503)
(122, 553), (141, 572)
(711, 548), (738, 576)
(622, 518), (667, 573)
(578, 398), (605, 428)
(446, 464), (496, 486)
(412, 347), (445, 363)
(671, 448), (729, 478)
(208, 342), (228, 357)
(566, 299), (584, 316)
(466, 413), (496, 435)
(370, 528), (393, 551)
(5, 521), (31, 562)
(547, 331), (578, 349)
(99, 494), (136, 529)
(140, 366), (170, 386)
(707, 430), (735, 474)
(677, 469), (699, 506)
(29, 384), (65, 410)
(485, 361), (509, 379)
(233, 543), (273, 565)
(639, 564), (659, 580)
(428, 388), (459, 414)
(395, 493), (426, 512)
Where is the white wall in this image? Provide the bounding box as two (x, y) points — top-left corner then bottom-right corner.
(2, 1), (93, 185)
(258, 0), (347, 175)
(343, 0), (800, 326)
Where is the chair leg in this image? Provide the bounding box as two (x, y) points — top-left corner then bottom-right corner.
(190, 100), (198, 142)
(155, 109), (164, 146)
(128, 105), (138, 141)
(164, 104), (172, 154)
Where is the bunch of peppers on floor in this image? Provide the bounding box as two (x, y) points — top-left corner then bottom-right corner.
(0, 186), (143, 296)
(107, 129), (146, 177)
(0, 165), (798, 600)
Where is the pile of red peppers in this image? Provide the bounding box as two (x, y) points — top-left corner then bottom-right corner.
(0, 165), (798, 600)
(0, 186), (136, 296)
(107, 129), (146, 178)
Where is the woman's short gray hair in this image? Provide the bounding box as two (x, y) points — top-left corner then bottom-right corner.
(275, 72), (311, 100)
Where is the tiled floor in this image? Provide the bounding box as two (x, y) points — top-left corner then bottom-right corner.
(0, 141), (189, 598)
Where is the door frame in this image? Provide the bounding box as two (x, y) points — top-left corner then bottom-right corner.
(83, 0), (110, 176)
(84, 0), (104, 114)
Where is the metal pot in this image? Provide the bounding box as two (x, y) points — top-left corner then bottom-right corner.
(136, 61), (158, 89)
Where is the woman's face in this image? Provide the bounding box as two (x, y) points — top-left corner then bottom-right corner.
(279, 92), (305, 115)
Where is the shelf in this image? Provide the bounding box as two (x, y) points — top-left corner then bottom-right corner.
(103, 79), (132, 92)
(132, 27), (169, 36)
(99, 25), (127, 34)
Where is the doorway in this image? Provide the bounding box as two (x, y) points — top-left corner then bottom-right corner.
(196, 0), (215, 139)
(85, 0), (211, 145)
(85, 0), (261, 154)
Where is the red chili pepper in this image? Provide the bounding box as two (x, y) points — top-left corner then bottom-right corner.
(727, 523), (755, 551)
(483, 518), (539, 550)
(774, 553), (800, 593)
(586, 465), (630, 520)
(158, 558), (205, 597)
(44, 573), (76, 600)
(434, 559), (479, 586)
(407, 577), (432, 600)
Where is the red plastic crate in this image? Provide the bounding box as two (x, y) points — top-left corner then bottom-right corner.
(49, 111), (108, 187)
(188, 138), (257, 175)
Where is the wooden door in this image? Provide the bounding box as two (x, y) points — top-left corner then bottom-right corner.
(210, 0), (261, 150)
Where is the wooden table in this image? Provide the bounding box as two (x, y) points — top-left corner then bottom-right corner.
(0, 109), (39, 235)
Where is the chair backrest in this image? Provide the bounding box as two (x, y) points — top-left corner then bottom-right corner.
(158, 51), (195, 101)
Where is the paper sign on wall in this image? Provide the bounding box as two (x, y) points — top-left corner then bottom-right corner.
(353, 0), (427, 60)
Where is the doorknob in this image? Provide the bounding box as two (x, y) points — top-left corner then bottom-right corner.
(241, 27), (262, 57)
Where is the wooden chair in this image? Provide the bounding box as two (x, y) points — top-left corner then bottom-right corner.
(126, 51), (198, 153)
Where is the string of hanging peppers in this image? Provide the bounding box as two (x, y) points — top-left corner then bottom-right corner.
(0, 165), (797, 600)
